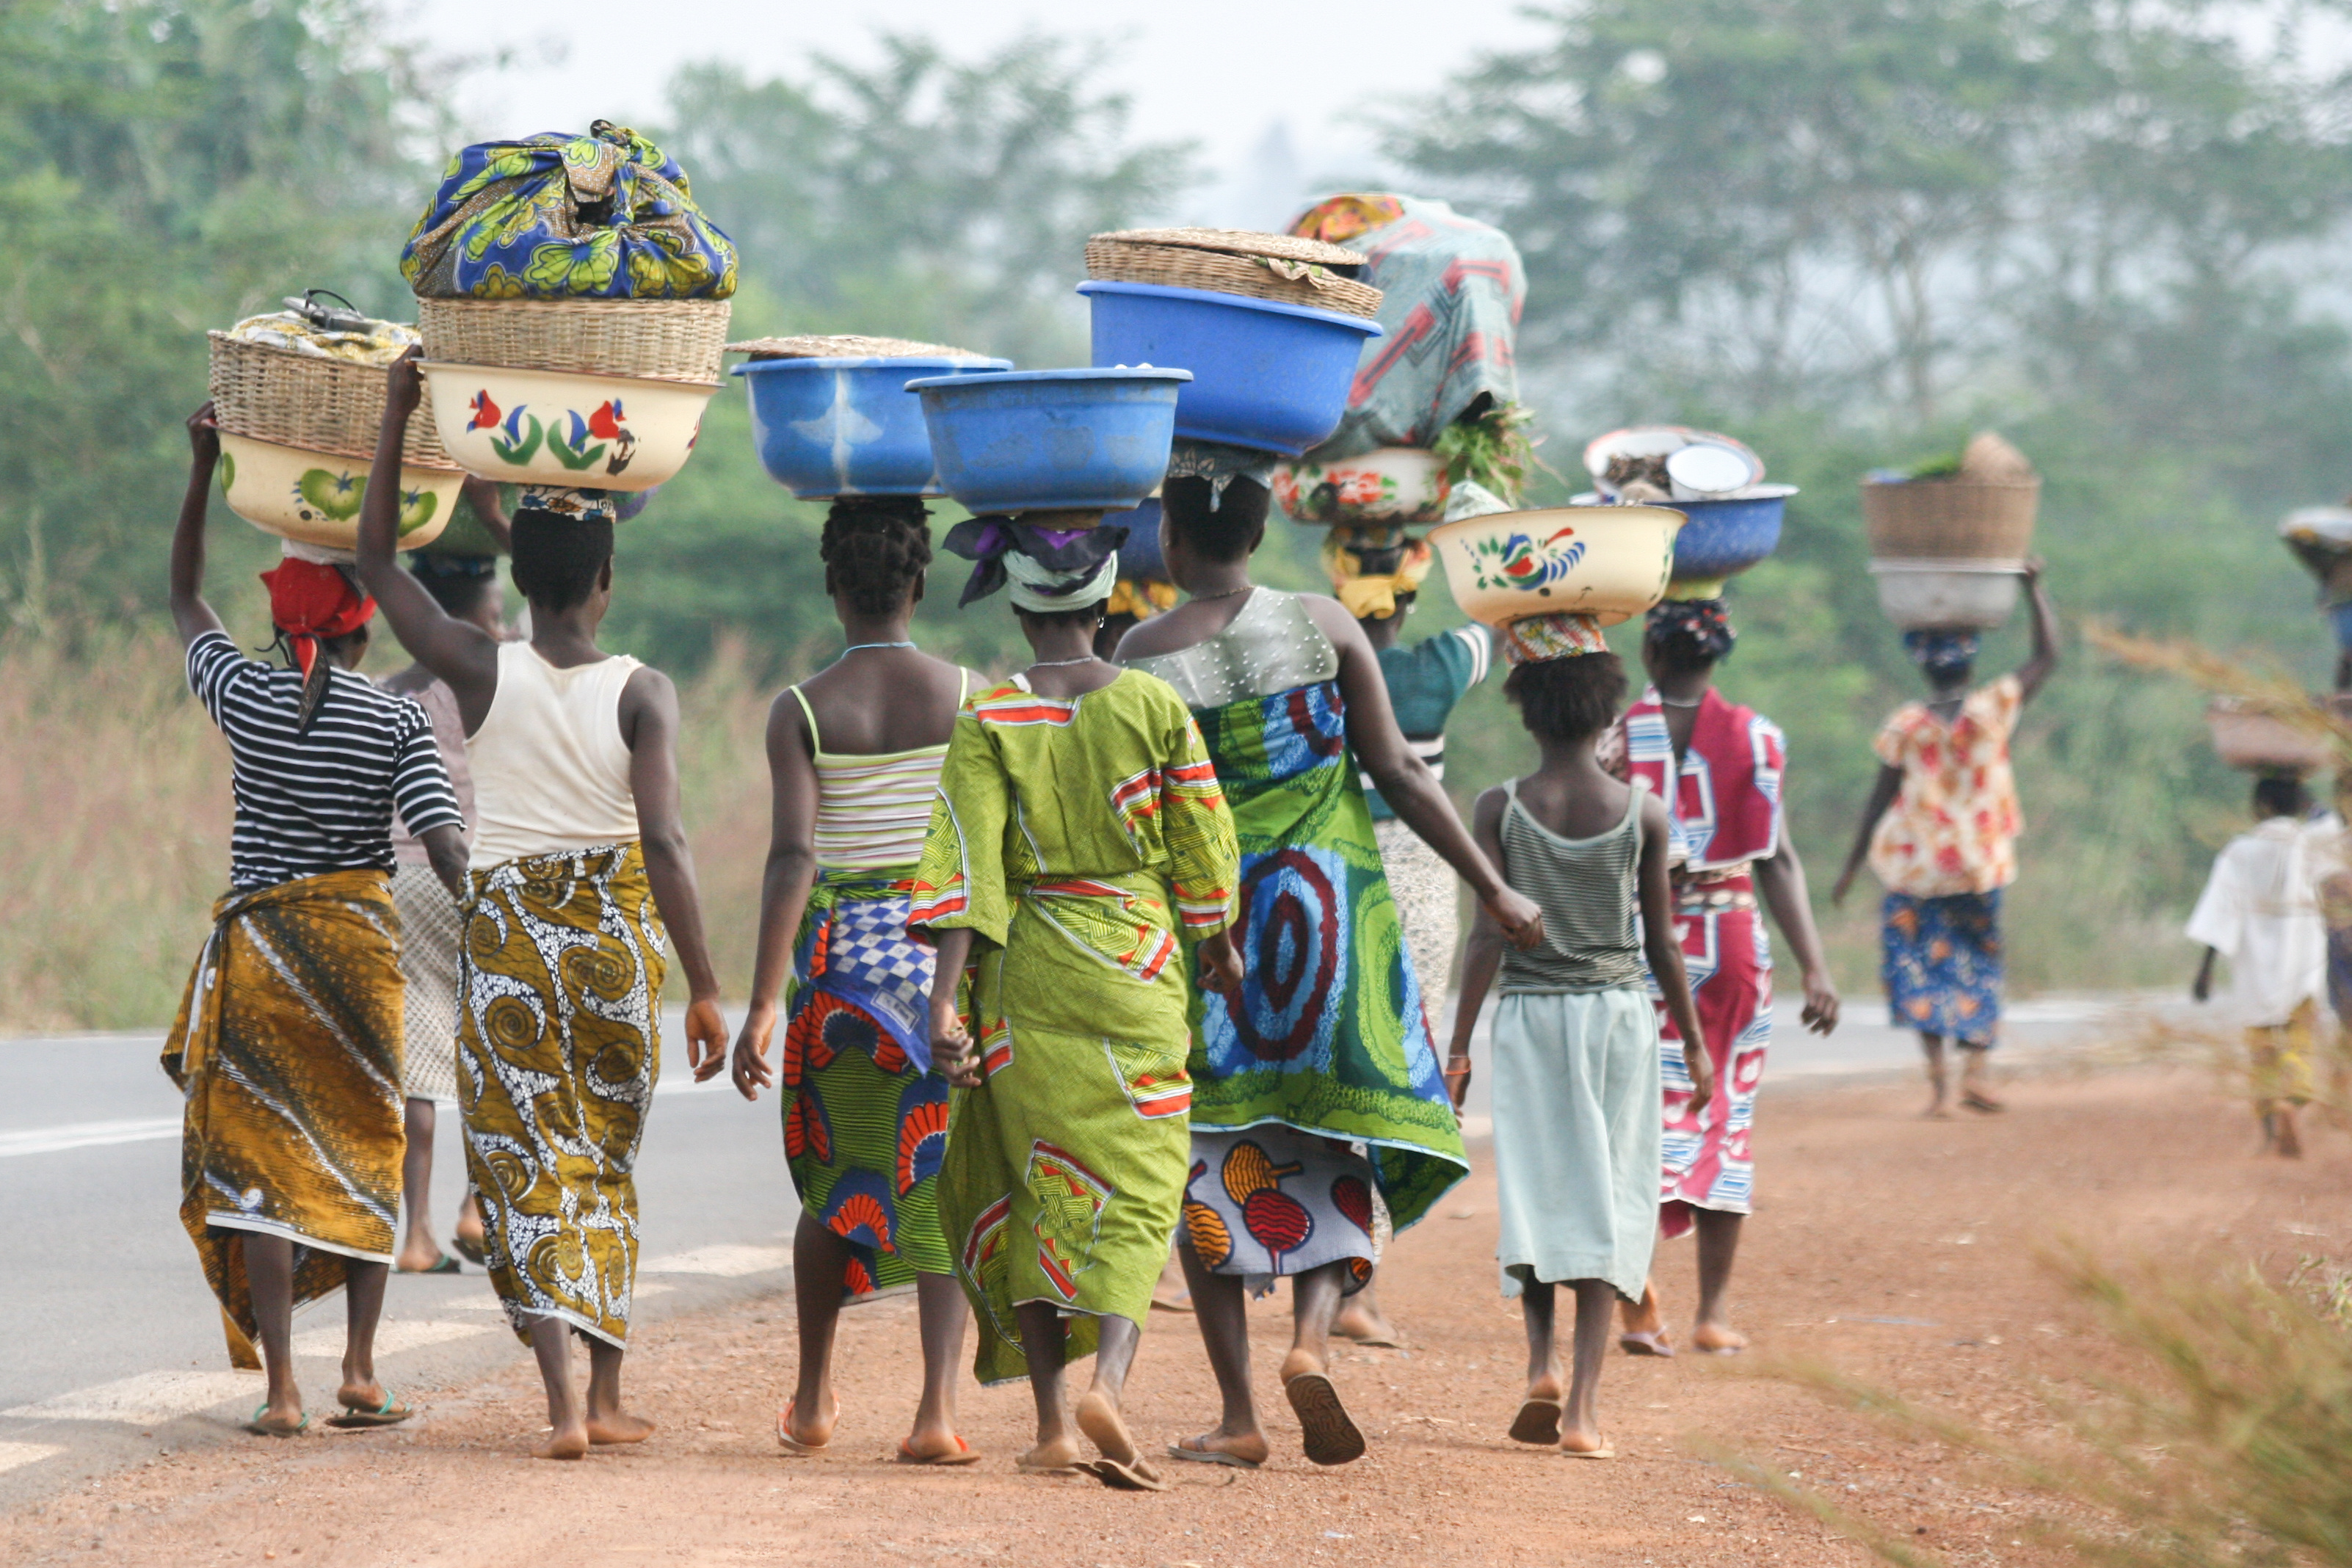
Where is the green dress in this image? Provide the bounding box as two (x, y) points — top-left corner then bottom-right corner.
(910, 670), (1239, 1385)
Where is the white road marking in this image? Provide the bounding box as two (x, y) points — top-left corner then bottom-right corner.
(0, 1442), (62, 1473)
(290, 1319), (497, 1358)
(639, 1244), (790, 1277)
(4, 1370), (258, 1426)
(0, 1118), (179, 1159)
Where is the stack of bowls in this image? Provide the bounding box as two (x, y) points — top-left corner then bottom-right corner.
(1576, 426), (1793, 600)
(1860, 432), (2040, 630)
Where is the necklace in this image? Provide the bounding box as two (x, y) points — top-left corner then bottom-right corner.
(1028, 654), (1100, 669)
(1659, 694), (1702, 708)
(842, 640), (915, 653)
(1190, 584), (1251, 602)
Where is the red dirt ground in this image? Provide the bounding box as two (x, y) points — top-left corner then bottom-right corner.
(7, 1065), (2347, 1567)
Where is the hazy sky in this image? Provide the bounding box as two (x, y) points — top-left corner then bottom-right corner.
(401, 0), (1548, 226)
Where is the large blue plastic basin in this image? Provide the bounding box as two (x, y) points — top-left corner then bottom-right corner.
(905, 368), (1191, 514)
(1665, 488), (1792, 583)
(1078, 280), (1382, 457)
(734, 355), (1012, 498)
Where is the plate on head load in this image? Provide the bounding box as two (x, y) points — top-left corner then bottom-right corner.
(1868, 559), (2022, 631)
(1274, 446), (1451, 525)
(1429, 504), (1685, 630)
(905, 366), (1191, 515)
(1078, 280), (1382, 457)
(217, 432), (461, 552)
(1583, 426), (1765, 498)
(733, 354), (1012, 498)
(417, 362), (720, 492)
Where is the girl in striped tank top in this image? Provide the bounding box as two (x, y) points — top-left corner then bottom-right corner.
(1447, 623), (1713, 1460)
(730, 500), (980, 1465)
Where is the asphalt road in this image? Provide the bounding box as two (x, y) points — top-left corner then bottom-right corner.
(0, 991), (2138, 1505)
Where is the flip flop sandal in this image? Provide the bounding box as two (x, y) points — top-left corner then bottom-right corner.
(451, 1232), (488, 1266)
(1342, 1332), (1404, 1349)
(396, 1255), (461, 1275)
(1619, 1330), (1675, 1358)
(774, 1396), (836, 1455)
(1283, 1373), (1366, 1467)
(327, 1392), (413, 1428)
(1509, 1398), (1562, 1445)
(247, 1406), (308, 1438)
(1087, 1456), (1172, 1492)
(1559, 1440), (1616, 1460)
(1961, 1092), (2006, 1114)
(896, 1434), (984, 1466)
(1166, 1437), (1261, 1470)
(1014, 1456), (1088, 1477)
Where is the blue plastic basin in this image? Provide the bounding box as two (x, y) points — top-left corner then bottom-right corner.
(1078, 280), (1382, 457)
(733, 355), (1012, 498)
(1665, 488), (1791, 583)
(905, 368), (1192, 515)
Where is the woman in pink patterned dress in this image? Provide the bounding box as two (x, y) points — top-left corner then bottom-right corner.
(1608, 599), (1840, 1356)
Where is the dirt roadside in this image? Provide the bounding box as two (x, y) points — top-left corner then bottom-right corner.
(7, 1065), (2346, 1568)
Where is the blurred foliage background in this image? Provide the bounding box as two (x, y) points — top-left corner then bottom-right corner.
(7, 0), (2352, 1023)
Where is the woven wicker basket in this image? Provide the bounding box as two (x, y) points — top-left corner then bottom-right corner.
(1092, 227), (1366, 266)
(1085, 239), (1383, 319)
(206, 333), (455, 469)
(1860, 476), (2039, 561)
(417, 297), (730, 385)
(726, 333), (984, 360)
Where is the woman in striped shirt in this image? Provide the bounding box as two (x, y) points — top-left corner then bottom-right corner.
(728, 500), (981, 1464)
(166, 403), (466, 1439)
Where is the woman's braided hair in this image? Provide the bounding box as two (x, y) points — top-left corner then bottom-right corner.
(821, 498), (933, 616)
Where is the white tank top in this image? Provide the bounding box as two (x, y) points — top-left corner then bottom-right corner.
(468, 642), (642, 867)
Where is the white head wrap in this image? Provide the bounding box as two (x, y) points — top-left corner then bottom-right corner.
(1004, 551), (1118, 614)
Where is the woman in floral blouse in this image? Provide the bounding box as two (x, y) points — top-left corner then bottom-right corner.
(1832, 562), (2057, 1117)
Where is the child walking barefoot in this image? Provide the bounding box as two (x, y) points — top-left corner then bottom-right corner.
(1448, 628), (1712, 1457)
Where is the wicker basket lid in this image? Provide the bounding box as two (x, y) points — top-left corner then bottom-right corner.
(725, 334), (987, 361)
(1090, 227), (1366, 267)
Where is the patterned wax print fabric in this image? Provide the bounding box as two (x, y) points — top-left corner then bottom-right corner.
(783, 871), (952, 1298)
(2246, 1000), (2320, 1106)
(1362, 625), (1490, 819)
(1867, 675), (2023, 898)
(402, 122), (737, 300)
(1621, 689), (1781, 1237)
(1182, 1128), (1390, 1297)
(1288, 194), (1525, 461)
(1184, 674), (1470, 1240)
(1881, 890), (2004, 1045)
(910, 671), (1238, 1386)
(163, 870), (405, 1369)
(460, 842), (665, 1346)
(391, 865), (464, 1104)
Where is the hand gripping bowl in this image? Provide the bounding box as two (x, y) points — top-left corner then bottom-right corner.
(1275, 446), (1451, 526)
(1429, 504), (1685, 630)
(1868, 559), (2022, 631)
(217, 434), (461, 552)
(904, 367), (1191, 515)
(733, 355), (1013, 499)
(1078, 280), (1382, 457)
(417, 362), (721, 492)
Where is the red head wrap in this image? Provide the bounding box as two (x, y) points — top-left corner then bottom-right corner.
(257, 558), (375, 678)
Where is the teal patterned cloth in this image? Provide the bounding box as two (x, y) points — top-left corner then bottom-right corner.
(402, 121), (736, 300)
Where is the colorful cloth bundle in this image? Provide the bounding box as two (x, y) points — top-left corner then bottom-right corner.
(402, 121), (737, 301)
(1288, 194), (1525, 461)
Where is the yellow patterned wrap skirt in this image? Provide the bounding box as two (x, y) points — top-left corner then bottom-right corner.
(163, 869), (406, 1370)
(460, 841), (665, 1347)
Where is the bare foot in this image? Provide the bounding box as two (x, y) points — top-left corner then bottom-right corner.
(1333, 1299), (1402, 1346)
(1016, 1434), (1086, 1474)
(535, 1424), (589, 1461)
(1691, 1323), (1749, 1354)
(587, 1411), (655, 1445)
(1074, 1389), (1139, 1465)
(1168, 1428), (1268, 1467)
